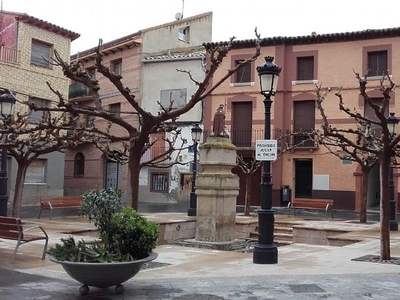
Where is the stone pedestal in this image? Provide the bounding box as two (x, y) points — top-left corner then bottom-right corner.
(195, 136), (239, 243)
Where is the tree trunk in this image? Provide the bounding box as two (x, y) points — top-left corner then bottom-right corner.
(359, 167), (369, 223)
(380, 154), (391, 260)
(244, 174), (251, 216)
(129, 150), (142, 211)
(11, 163), (28, 218)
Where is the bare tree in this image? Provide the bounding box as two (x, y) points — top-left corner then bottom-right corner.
(315, 85), (378, 223)
(0, 97), (97, 217)
(45, 37), (261, 210)
(315, 71), (398, 260)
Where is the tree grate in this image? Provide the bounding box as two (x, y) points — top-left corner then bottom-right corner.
(289, 284), (325, 293)
(352, 255), (400, 265)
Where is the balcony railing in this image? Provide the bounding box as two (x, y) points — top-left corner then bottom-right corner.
(69, 83), (91, 99)
(202, 129), (318, 150)
(0, 46), (20, 64)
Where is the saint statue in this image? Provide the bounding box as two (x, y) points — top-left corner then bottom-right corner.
(212, 104), (228, 137)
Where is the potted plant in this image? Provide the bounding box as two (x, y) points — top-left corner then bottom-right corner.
(47, 189), (159, 295)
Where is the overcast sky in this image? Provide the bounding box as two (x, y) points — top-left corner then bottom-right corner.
(4, 0), (400, 54)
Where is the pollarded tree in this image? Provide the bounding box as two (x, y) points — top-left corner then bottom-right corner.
(0, 90), (99, 217)
(315, 71), (398, 260)
(315, 85), (378, 223)
(45, 37), (261, 210)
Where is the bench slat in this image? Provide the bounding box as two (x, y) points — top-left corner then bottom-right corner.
(38, 196), (82, 220)
(288, 198), (334, 219)
(0, 216), (48, 263)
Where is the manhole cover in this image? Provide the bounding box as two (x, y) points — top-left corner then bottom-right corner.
(172, 294), (225, 300)
(289, 284), (325, 293)
(142, 261), (172, 270)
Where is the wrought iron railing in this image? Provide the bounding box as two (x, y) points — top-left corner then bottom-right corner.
(202, 129), (318, 150)
(0, 46), (20, 64)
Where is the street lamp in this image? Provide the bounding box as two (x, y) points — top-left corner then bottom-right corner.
(253, 56), (281, 264)
(387, 112), (398, 231)
(0, 89), (16, 216)
(187, 124), (202, 216)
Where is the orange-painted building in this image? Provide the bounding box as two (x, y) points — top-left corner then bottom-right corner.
(203, 28), (400, 211)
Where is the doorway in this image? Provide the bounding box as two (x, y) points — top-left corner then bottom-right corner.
(105, 160), (122, 190)
(295, 159), (313, 198)
(367, 163), (380, 208)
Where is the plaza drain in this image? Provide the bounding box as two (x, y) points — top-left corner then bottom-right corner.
(289, 284), (325, 293)
(142, 261), (172, 270)
(172, 294), (225, 300)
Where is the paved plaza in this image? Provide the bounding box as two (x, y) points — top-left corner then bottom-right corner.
(1, 207), (400, 299)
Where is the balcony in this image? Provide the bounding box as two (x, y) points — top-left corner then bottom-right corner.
(69, 83), (91, 99)
(202, 129), (318, 150)
(0, 46), (20, 64)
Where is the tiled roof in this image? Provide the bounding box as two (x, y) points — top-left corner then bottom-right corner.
(4, 11), (80, 41)
(143, 48), (206, 62)
(204, 27), (400, 49)
(70, 32), (142, 61)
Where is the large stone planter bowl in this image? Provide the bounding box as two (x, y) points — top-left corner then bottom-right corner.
(49, 252), (157, 295)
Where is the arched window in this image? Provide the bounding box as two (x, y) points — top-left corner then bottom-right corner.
(74, 152), (85, 177)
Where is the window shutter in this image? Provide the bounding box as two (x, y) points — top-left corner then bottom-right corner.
(31, 41), (51, 68)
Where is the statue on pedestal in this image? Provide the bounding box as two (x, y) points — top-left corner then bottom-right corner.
(212, 104), (229, 137)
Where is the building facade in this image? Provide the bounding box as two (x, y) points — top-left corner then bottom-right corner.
(203, 28), (400, 211)
(0, 11), (79, 206)
(64, 12), (212, 204)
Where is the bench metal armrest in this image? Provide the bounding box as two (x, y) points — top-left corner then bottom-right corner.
(23, 225), (49, 239)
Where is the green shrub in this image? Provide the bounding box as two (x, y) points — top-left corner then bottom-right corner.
(109, 207), (159, 259)
(48, 189), (159, 262)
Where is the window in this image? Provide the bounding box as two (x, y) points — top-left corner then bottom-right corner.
(150, 172), (169, 192)
(297, 57), (314, 81)
(232, 102), (252, 147)
(74, 152), (85, 177)
(235, 60), (251, 83)
(86, 67), (96, 80)
(25, 159), (46, 183)
(293, 101), (315, 147)
(364, 98), (388, 137)
(368, 51), (387, 77)
(31, 40), (51, 68)
(109, 103), (121, 117)
(160, 89), (187, 109)
(341, 159), (353, 166)
(178, 27), (189, 42)
(28, 97), (50, 123)
(111, 59), (122, 76)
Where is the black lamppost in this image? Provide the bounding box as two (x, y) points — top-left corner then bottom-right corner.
(187, 124), (202, 216)
(0, 89), (16, 217)
(387, 112), (398, 231)
(253, 56), (281, 264)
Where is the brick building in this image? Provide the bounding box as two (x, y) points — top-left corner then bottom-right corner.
(64, 12), (212, 204)
(0, 10), (79, 206)
(203, 27), (400, 211)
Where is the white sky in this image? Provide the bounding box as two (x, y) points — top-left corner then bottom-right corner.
(4, 0), (400, 54)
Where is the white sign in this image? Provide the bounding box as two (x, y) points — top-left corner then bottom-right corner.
(256, 139), (278, 161)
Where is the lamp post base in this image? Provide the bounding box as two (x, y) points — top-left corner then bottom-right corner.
(187, 192), (197, 216)
(253, 243), (278, 264)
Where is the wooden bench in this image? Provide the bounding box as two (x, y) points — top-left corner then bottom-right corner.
(287, 198), (334, 219)
(38, 196), (83, 220)
(0, 216), (49, 263)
